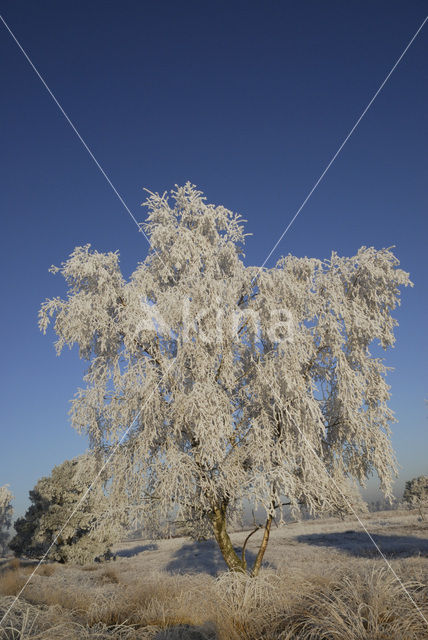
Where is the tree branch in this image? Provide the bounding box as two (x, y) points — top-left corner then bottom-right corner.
(241, 525), (262, 570)
(301, 345), (328, 378)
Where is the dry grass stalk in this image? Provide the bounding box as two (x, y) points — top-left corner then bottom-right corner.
(0, 562), (426, 639)
(0, 567), (26, 597)
(35, 564), (56, 577)
(98, 569), (120, 584)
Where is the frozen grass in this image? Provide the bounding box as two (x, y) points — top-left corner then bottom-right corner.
(0, 561), (427, 639)
(98, 569), (120, 585)
(0, 568), (25, 597)
(35, 566), (55, 578)
(284, 565), (428, 640)
(0, 512), (427, 638)
(0, 561), (57, 598)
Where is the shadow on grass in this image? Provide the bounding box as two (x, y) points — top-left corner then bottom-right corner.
(154, 623), (216, 639)
(0, 558), (40, 575)
(115, 543), (158, 558)
(165, 539), (273, 576)
(297, 530), (428, 558)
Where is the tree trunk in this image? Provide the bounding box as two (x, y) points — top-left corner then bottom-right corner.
(210, 502), (246, 572)
(250, 514), (273, 577)
(210, 502), (274, 576)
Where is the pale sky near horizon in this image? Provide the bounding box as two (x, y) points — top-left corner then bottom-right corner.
(0, 1), (427, 518)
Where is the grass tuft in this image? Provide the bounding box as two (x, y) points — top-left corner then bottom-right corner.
(0, 568), (26, 597)
(36, 564), (56, 577)
(0, 561), (426, 639)
(98, 568), (120, 584)
(7, 558), (20, 571)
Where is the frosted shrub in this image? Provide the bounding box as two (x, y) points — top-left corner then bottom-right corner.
(9, 455), (118, 564)
(403, 476), (428, 520)
(39, 183), (411, 574)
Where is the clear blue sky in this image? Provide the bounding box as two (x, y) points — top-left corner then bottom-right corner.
(0, 1), (426, 517)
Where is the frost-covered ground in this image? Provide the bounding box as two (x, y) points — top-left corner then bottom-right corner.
(2, 509), (426, 588)
(110, 509), (428, 577)
(0, 510), (427, 639)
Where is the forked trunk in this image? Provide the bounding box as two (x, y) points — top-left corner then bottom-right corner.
(210, 502), (246, 572)
(210, 502), (273, 576)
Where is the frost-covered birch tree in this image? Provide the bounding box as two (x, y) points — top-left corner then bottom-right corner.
(0, 485), (13, 556)
(39, 183), (411, 575)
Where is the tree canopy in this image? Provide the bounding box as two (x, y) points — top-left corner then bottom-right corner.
(9, 455), (116, 564)
(39, 183), (411, 574)
(403, 476), (428, 520)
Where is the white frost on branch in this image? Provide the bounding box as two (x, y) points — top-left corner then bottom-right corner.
(39, 183), (412, 542)
(403, 476), (428, 520)
(9, 455), (119, 564)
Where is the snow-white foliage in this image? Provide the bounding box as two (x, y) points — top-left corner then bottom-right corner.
(39, 183), (411, 541)
(9, 455), (118, 564)
(403, 476), (428, 516)
(0, 485), (13, 555)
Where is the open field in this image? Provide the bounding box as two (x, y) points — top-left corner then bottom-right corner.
(0, 510), (427, 639)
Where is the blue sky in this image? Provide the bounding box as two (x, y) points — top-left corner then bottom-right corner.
(0, 1), (426, 517)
